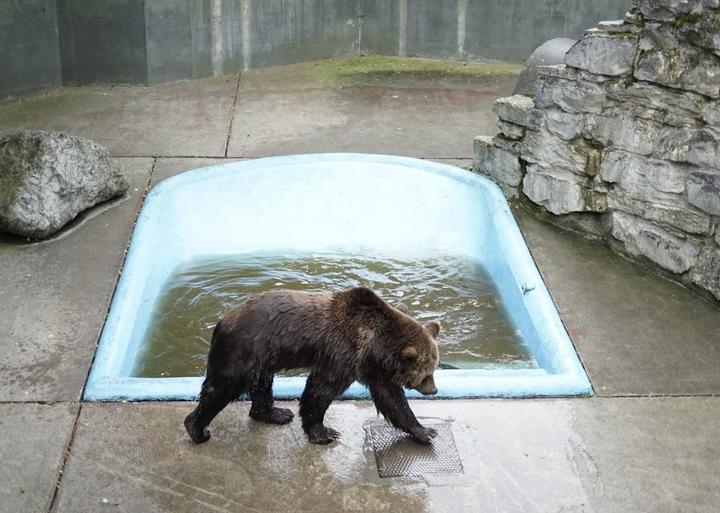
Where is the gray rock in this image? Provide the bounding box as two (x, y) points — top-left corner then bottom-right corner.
(522, 165), (589, 215)
(521, 131), (589, 176)
(691, 245), (720, 300)
(534, 66), (609, 114)
(644, 22), (679, 50)
(0, 130), (128, 239)
(597, 19), (641, 34)
(608, 193), (711, 235)
(585, 114), (657, 156)
(491, 134), (522, 153)
(473, 136), (522, 187)
(634, 46), (720, 98)
(657, 126), (720, 167)
(587, 116), (719, 166)
(611, 211), (701, 273)
(686, 170), (720, 215)
(703, 101), (720, 125)
(565, 33), (638, 76)
(599, 150), (687, 201)
(513, 38), (576, 97)
(492, 95), (538, 128)
(544, 110), (584, 140)
(635, 0), (704, 22)
(497, 120), (525, 140)
(678, 11), (720, 55)
(605, 81), (705, 128)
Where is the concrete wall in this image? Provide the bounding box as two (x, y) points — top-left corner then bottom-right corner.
(58, 0), (147, 86)
(0, 0), (62, 99)
(1, 0), (631, 98)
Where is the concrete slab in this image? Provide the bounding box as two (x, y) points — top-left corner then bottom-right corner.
(0, 158), (153, 402)
(0, 76), (238, 157)
(0, 402), (78, 513)
(54, 398), (720, 513)
(515, 210), (720, 396)
(227, 60), (518, 158)
(573, 397), (720, 512)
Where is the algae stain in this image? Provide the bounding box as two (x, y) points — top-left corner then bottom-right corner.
(309, 55), (522, 86)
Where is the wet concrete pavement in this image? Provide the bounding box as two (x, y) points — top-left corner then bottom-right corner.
(0, 58), (718, 512)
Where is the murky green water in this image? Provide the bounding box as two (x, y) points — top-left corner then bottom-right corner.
(132, 254), (536, 377)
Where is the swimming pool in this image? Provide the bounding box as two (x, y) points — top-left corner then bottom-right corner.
(84, 154), (592, 400)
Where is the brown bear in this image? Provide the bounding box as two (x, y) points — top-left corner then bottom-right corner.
(184, 286), (440, 445)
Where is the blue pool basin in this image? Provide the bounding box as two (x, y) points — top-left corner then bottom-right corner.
(85, 153), (592, 400)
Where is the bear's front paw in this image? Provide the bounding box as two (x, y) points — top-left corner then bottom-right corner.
(409, 425), (437, 444)
(184, 413), (211, 444)
(305, 424), (341, 445)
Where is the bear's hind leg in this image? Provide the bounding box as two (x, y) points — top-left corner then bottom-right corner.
(185, 378), (244, 443)
(249, 372), (294, 425)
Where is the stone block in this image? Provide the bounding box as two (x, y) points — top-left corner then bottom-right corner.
(702, 101), (720, 126)
(608, 193), (712, 235)
(597, 19), (641, 34)
(635, 0), (704, 22)
(491, 135), (522, 153)
(521, 131), (589, 175)
(545, 110), (584, 140)
(657, 127), (720, 167)
(492, 95), (539, 128)
(686, 170), (720, 215)
(587, 116), (719, 167)
(605, 81), (704, 128)
(644, 22), (679, 50)
(534, 65), (610, 114)
(565, 33), (638, 76)
(497, 120), (525, 140)
(691, 245), (720, 300)
(473, 136), (522, 187)
(599, 150), (687, 200)
(634, 46), (720, 99)
(0, 130), (128, 239)
(677, 9), (720, 55)
(522, 165), (589, 215)
(585, 114), (657, 156)
(611, 211), (701, 273)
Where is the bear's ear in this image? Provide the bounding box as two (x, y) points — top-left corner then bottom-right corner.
(400, 346), (419, 360)
(425, 321), (440, 338)
(395, 302), (409, 314)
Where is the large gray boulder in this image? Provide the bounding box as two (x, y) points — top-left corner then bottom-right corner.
(512, 38), (576, 97)
(0, 130), (128, 239)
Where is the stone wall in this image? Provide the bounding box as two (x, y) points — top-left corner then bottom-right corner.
(475, 0), (720, 302)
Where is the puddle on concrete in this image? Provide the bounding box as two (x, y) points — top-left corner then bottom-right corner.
(132, 253), (535, 377)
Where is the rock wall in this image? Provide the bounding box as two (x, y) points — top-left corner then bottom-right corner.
(475, 0), (720, 302)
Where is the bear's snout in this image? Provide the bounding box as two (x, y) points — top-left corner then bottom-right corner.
(414, 374), (438, 395)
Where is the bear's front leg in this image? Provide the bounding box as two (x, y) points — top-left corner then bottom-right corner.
(299, 370), (353, 444)
(369, 382), (437, 443)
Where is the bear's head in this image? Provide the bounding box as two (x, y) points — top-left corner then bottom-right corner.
(397, 320), (440, 395)
(343, 287), (441, 395)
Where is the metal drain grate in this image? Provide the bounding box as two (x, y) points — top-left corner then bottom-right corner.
(369, 422), (463, 478)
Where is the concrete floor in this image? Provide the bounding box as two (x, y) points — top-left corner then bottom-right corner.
(1, 58), (719, 513)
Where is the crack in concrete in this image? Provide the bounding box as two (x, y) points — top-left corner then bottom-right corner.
(224, 74), (242, 158)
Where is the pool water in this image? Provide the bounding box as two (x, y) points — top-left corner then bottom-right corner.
(132, 253), (536, 377)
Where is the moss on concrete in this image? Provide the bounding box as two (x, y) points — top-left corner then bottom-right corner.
(310, 55), (522, 85)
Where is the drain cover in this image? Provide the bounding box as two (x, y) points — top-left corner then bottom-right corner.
(369, 423), (463, 478)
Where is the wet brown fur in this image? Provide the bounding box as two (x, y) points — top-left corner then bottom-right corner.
(184, 286), (440, 445)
